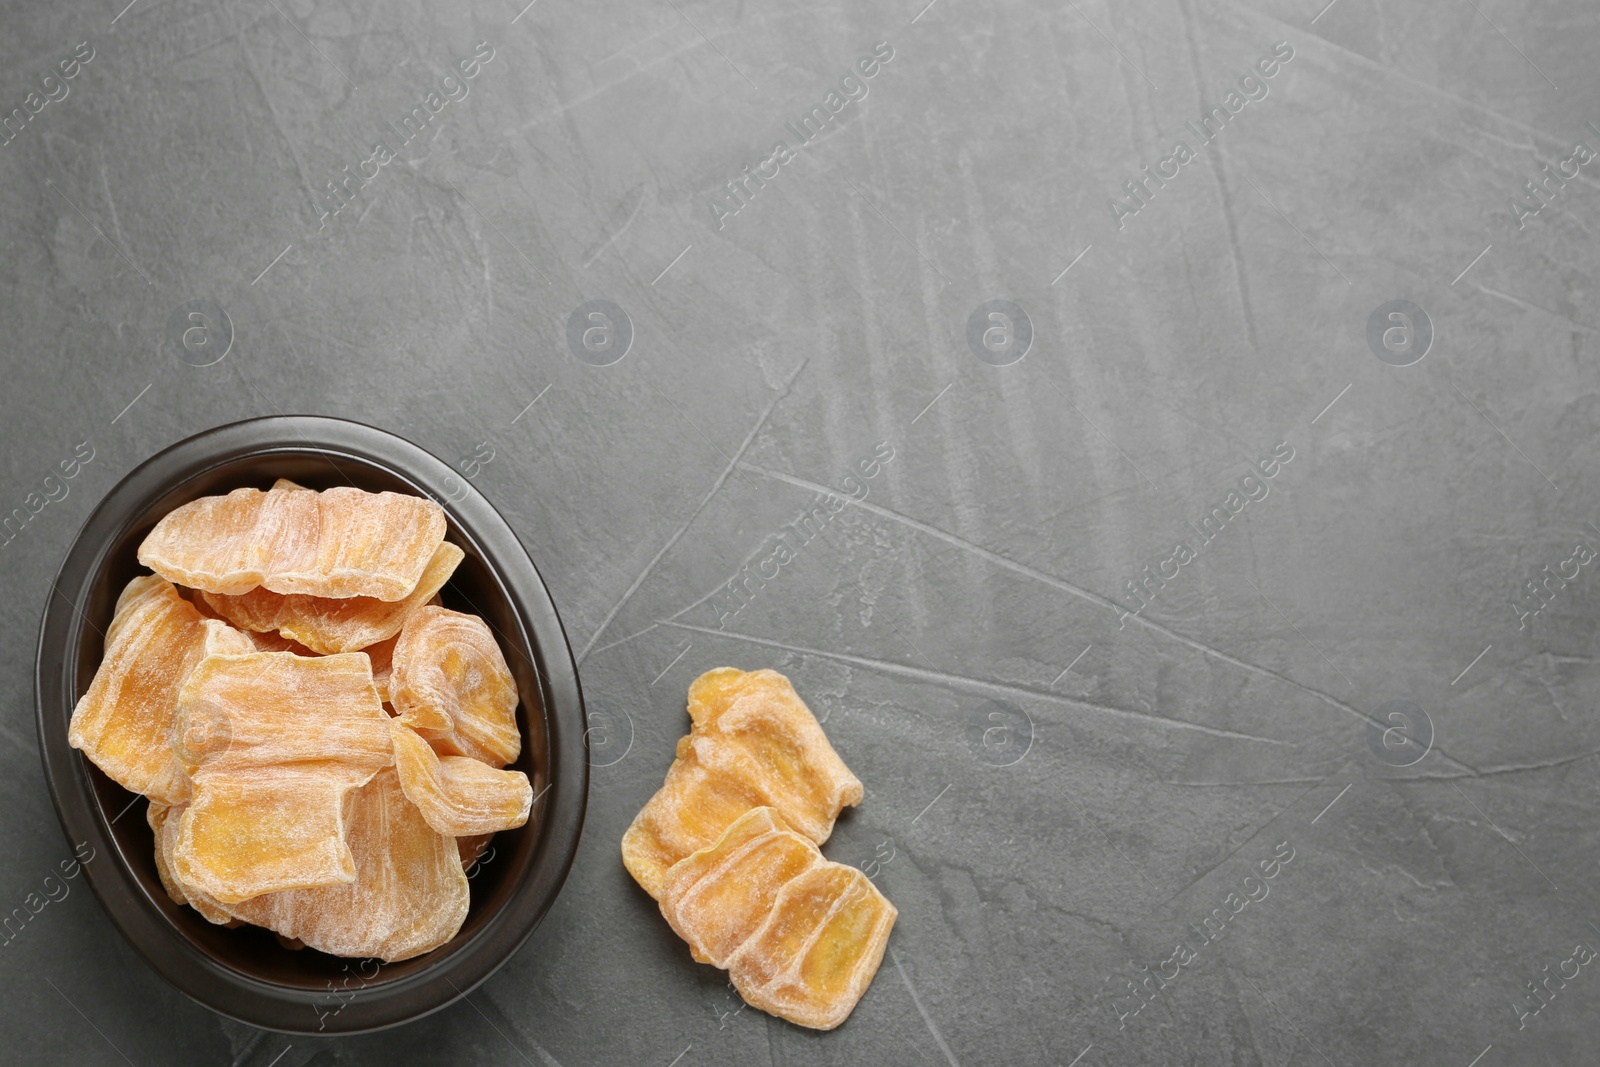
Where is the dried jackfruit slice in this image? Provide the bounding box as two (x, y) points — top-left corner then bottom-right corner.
(684, 669), (862, 843)
(656, 806), (897, 1029)
(622, 668), (862, 898)
(370, 594), (440, 704)
(68, 575), (256, 807)
(242, 629), (320, 656)
(390, 607), (520, 767)
(623, 759), (770, 901)
(365, 632), (399, 704)
(138, 484), (446, 601)
(221, 767), (470, 961)
(200, 542), (463, 655)
(148, 802), (237, 926)
(148, 803), (187, 907)
(137, 484), (319, 596)
(389, 720), (533, 836)
(725, 862), (896, 1030)
(658, 807), (823, 967)
(172, 651), (393, 904)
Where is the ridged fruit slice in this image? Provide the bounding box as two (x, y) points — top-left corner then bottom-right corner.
(68, 576), (255, 806)
(725, 862), (896, 1030)
(366, 632), (398, 703)
(389, 720), (533, 836)
(658, 807), (823, 966)
(171, 651), (392, 903)
(138, 484), (446, 601)
(390, 607), (520, 767)
(148, 802), (237, 926)
(656, 806), (897, 1030)
(222, 767), (470, 961)
(199, 542), (463, 655)
(622, 668), (862, 898)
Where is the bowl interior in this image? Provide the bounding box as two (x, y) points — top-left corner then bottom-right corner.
(75, 449), (551, 991)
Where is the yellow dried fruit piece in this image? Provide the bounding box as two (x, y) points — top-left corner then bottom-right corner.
(365, 632), (398, 704)
(148, 803), (187, 906)
(684, 668), (863, 844)
(390, 607), (520, 767)
(222, 767), (470, 961)
(243, 630), (320, 656)
(137, 484), (317, 596)
(200, 542), (463, 655)
(389, 720), (533, 836)
(658, 806), (897, 1030)
(622, 668), (862, 898)
(658, 807), (822, 966)
(623, 761), (768, 901)
(147, 802), (236, 926)
(370, 595), (439, 704)
(195, 590), (317, 656)
(138, 483), (446, 601)
(68, 576), (255, 807)
(726, 861), (896, 1030)
(172, 651), (392, 904)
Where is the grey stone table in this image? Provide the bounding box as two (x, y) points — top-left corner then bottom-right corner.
(2, 0), (1598, 1062)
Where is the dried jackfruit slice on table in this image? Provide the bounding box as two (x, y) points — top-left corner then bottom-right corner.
(199, 542), (464, 655)
(221, 767), (470, 961)
(138, 483), (446, 601)
(684, 668), (863, 843)
(68, 575), (256, 807)
(390, 606), (520, 767)
(725, 860), (896, 1030)
(389, 719), (533, 836)
(171, 651), (393, 904)
(657, 806), (897, 1030)
(622, 668), (862, 899)
(658, 806), (824, 966)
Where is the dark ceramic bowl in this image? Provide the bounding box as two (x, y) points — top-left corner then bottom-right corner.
(35, 416), (587, 1034)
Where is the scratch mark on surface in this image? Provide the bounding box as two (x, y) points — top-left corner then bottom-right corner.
(97, 149), (125, 247)
(587, 622), (659, 658)
(1223, 0), (1582, 149)
(733, 461), (1474, 768)
(1311, 782), (1352, 823)
(577, 361), (805, 661)
(890, 949), (961, 1067)
(229, 9), (323, 216)
(1169, 749), (1600, 787)
(1158, 780), (1323, 905)
(581, 183), (646, 267)
(1473, 284), (1600, 334)
(511, 38), (724, 135)
(1176, 0), (1262, 353)
(659, 620), (1292, 745)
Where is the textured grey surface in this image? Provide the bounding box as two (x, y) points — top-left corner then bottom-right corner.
(3, 0), (1600, 1063)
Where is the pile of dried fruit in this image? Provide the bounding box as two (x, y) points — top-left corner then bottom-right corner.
(69, 479), (531, 962)
(624, 668), (896, 1030)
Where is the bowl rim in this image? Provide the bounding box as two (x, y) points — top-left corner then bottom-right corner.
(34, 415), (588, 1034)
